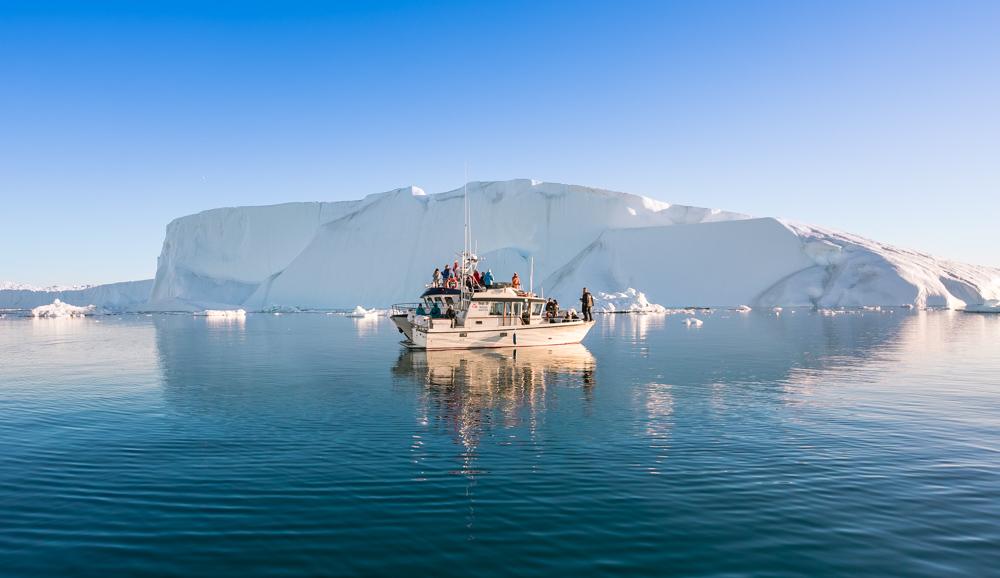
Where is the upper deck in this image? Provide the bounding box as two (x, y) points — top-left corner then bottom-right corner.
(420, 285), (545, 303)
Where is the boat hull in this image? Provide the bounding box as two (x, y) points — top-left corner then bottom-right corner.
(390, 314), (414, 341)
(410, 320), (594, 350)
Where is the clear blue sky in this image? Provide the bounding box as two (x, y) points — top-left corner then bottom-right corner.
(2, 0), (998, 285)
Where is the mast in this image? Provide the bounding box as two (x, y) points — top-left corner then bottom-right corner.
(529, 256), (534, 295)
(462, 168), (470, 306)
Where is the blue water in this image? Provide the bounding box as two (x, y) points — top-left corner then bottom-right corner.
(1, 310), (998, 577)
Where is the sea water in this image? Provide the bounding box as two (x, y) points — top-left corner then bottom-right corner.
(1, 310), (998, 577)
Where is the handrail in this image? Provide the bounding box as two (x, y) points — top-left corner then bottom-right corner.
(390, 302), (422, 316)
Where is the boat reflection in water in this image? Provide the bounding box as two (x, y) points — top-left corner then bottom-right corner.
(393, 344), (596, 477)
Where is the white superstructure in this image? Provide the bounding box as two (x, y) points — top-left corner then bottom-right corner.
(391, 282), (594, 350)
(391, 242), (594, 350)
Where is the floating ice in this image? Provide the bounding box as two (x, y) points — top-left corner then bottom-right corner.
(345, 305), (382, 317)
(964, 300), (1000, 313)
(734, 305), (752, 313)
(31, 299), (97, 318)
(195, 309), (247, 318)
(683, 317), (703, 327)
(595, 288), (667, 314)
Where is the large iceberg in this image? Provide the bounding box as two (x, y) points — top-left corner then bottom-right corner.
(0, 279), (153, 312)
(140, 179), (1000, 311)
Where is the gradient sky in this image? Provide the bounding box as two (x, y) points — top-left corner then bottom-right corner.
(2, 0), (998, 286)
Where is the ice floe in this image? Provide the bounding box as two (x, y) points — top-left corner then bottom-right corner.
(595, 288), (667, 314)
(31, 299), (97, 318)
(963, 300), (1000, 313)
(194, 309), (247, 318)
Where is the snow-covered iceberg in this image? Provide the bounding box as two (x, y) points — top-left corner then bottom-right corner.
(143, 179), (1000, 311)
(345, 305), (381, 318)
(31, 299), (97, 318)
(0, 279), (152, 312)
(595, 288), (667, 313)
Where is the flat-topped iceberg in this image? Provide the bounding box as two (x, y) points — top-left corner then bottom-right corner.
(126, 179), (1000, 311)
(0, 280), (152, 312)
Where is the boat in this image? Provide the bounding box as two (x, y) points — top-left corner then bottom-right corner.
(391, 281), (594, 349)
(391, 181), (594, 350)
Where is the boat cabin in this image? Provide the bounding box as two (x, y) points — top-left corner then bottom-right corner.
(415, 286), (560, 330)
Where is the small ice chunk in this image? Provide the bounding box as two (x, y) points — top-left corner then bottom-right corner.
(734, 305), (752, 313)
(683, 317), (703, 327)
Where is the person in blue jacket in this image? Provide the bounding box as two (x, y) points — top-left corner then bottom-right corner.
(482, 269), (494, 287)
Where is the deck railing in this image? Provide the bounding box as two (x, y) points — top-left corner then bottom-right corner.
(390, 303), (422, 316)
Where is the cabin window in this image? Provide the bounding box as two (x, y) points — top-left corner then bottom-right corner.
(444, 297), (454, 305)
(489, 302), (504, 315)
(513, 303), (522, 315)
(532, 303), (543, 315)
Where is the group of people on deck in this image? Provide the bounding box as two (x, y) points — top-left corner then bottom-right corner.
(431, 263), (499, 290)
(427, 264), (595, 322)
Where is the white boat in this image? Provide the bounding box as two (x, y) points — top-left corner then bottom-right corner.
(391, 282), (594, 350)
(391, 181), (594, 350)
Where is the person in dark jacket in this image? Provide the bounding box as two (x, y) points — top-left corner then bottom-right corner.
(580, 288), (594, 322)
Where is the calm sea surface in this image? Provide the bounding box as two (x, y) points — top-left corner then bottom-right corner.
(1, 310), (998, 577)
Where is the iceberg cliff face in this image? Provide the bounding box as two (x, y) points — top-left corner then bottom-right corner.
(146, 179), (1000, 310)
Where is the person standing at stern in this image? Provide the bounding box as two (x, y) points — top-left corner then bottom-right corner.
(580, 287), (594, 322)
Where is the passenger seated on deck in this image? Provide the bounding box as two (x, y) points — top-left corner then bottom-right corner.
(482, 270), (494, 287)
(430, 301), (441, 317)
(416, 303), (427, 315)
(563, 310), (572, 322)
(446, 305), (457, 327)
(511, 273), (521, 289)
